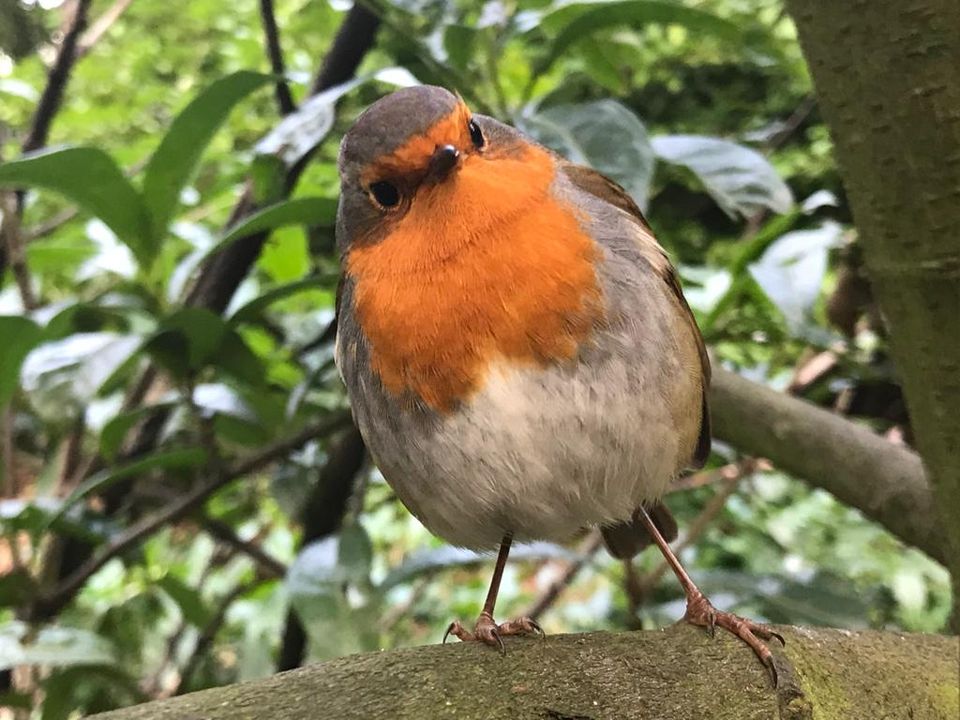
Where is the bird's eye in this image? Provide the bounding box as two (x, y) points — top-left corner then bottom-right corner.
(468, 118), (485, 150)
(369, 181), (400, 209)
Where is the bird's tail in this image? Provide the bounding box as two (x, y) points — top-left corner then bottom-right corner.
(600, 502), (678, 559)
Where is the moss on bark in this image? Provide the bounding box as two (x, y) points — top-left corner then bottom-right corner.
(92, 626), (958, 720)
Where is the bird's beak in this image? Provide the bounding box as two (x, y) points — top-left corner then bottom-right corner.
(425, 144), (460, 184)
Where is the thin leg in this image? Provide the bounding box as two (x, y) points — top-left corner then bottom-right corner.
(481, 534), (513, 617)
(637, 507), (784, 686)
(443, 534), (543, 653)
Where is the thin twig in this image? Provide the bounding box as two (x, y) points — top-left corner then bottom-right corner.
(34, 412), (351, 618)
(0, 191), (36, 309)
(77, 0), (135, 57)
(202, 516), (287, 579)
(22, 0), (93, 153)
(258, 0), (296, 115)
(524, 531), (604, 621)
(380, 578), (428, 633)
(1, 405), (16, 499)
(22, 206), (80, 242)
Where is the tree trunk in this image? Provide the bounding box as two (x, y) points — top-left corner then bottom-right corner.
(785, 0), (960, 616)
(92, 627), (957, 719)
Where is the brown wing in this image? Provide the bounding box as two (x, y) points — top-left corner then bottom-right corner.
(563, 164), (712, 467)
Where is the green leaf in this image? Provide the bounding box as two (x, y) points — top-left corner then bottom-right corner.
(41, 665), (144, 720)
(0, 621), (115, 670)
(254, 67), (417, 170)
(539, 1), (751, 72)
(156, 576), (212, 627)
(526, 100), (655, 210)
(141, 71), (273, 241)
(213, 331), (267, 387)
(0, 148), (150, 264)
(43, 448), (207, 535)
(380, 542), (576, 591)
(651, 134), (794, 218)
(205, 197), (338, 263)
(0, 316), (43, 406)
(285, 525), (380, 660)
(443, 24), (477, 71)
(20, 332), (143, 420)
(228, 277), (327, 325)
(287, 525), (373, 596)
(748, 222), (843, 331)
(144, 308), (229, 377)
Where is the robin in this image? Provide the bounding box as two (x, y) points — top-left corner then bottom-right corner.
(334, 85), (782, 682)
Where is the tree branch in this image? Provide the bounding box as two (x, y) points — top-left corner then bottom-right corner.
(0, 191), (36, 309)
(524, 531), (603, 621)
(77, 0), (134, 57)
(786, 0), (960, 618)
(258, 0), (295, 115)
(201, 516), (287, 580)
(277, 424), (366, 672)
(89, 627), (960, 720)
(32, 412), (351, 619)
(310, 4), (381, 95)
(22, 0), (93, 154)
(709, 367), (942, 564)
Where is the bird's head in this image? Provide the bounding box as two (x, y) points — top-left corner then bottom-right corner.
(336, 85), (536, 251)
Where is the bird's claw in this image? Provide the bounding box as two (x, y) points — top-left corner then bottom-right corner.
(443, 612), (543, 654)
(683, 591), (782, 687)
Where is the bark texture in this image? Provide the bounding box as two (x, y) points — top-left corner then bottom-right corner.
(785, 0), (960, 609)
(710, 368), (941, 564)
(92, 626), (958, 720)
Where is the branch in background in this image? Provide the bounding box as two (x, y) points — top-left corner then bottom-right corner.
(32, 411), (351, 619)
(24, 5), (382, 625)
(637, 459), (753, 594)
(1, 406), (16, 498)
(520, 461), (742, 622)
(186, 3), (380, 313)
(22, 0), (93, 154)
(76, 0), (135, 57)
(201, 516), (287, 580)
(0, 191), (36, 309)
(258, 0), (296, 115)
(310, 4), (381, 95)
(1, 0), (93, 282)
(277, 424), (366, 672)
(524, 531), (603, 622)
(709, 367), (942, 564)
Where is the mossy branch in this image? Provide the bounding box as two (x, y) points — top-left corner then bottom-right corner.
(92, 626), (958, 720)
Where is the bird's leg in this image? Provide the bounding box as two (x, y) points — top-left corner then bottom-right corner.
(636, 507), (784, 685)
(443, 534), (543, 653)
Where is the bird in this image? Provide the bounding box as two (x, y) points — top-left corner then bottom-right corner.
(334, 85), (782, 683)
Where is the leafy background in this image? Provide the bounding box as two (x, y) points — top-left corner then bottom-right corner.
(0, 0), (951, 716)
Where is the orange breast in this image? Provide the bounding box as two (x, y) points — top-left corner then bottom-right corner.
(346, 146), (603, 411)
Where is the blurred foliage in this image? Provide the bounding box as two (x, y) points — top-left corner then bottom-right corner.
(0, 0), (951, 716)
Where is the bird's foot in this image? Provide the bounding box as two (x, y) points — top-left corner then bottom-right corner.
(443, 611), (543, 654)
(683, 590), (784, 686)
